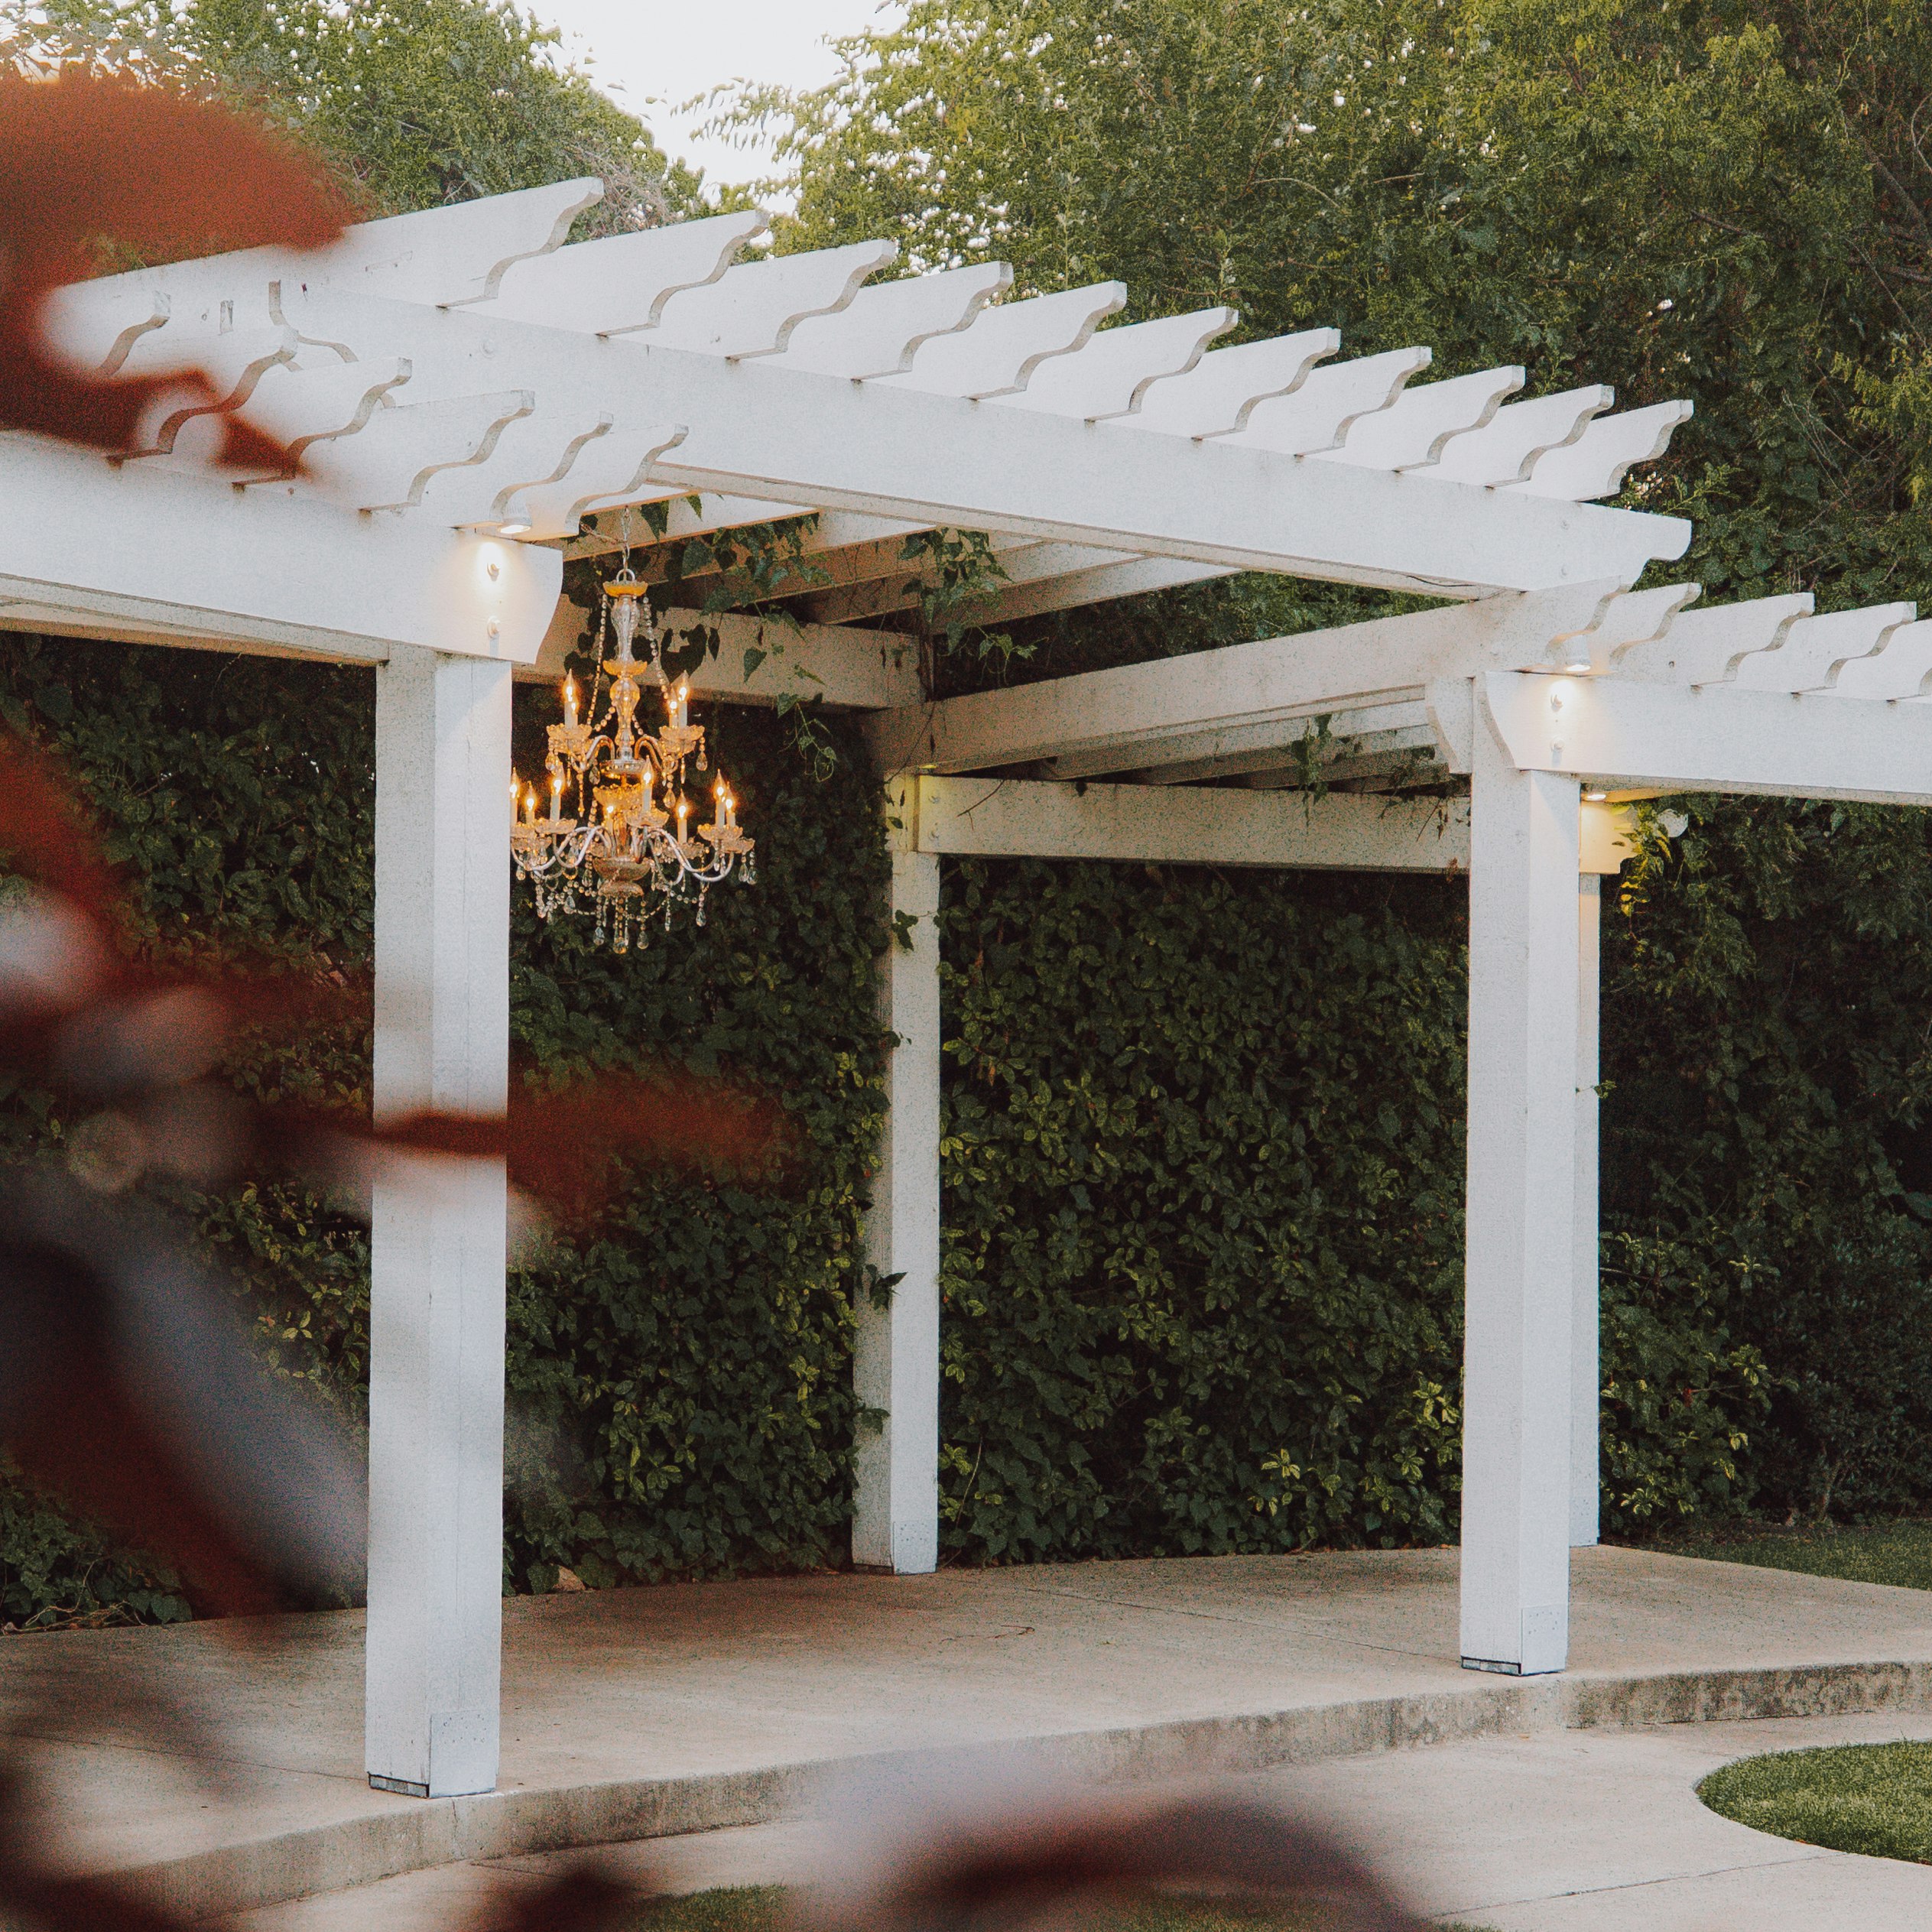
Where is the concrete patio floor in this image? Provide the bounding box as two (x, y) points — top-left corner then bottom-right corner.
(5, 1544), (1932, 1917)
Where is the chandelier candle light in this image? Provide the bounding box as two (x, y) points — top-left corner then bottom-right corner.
(511, 566), (754, 953)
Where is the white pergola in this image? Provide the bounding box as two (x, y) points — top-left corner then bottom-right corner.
(15, 175), (1931, 1796)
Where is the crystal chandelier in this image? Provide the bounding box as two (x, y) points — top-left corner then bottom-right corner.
(511, 565), (754, 953)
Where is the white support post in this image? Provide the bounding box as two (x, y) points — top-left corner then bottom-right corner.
(365, 645), (513, 1798)
(1460, 703), (1580, 1675)
(852, 778), (942, 1574)
(1571, 874), (1602, 1547)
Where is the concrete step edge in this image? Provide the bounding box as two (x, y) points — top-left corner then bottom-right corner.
(124, 1656), (1932, 1921)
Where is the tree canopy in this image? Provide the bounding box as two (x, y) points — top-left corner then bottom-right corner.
(737, 0), (1932, 626)
(8, 0), (703, 226)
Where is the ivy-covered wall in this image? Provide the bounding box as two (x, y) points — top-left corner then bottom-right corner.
(926, 843), (1800, 1563)
(1602, 797), (1932, 1525)
(934, 858), (1468, 1559)
(0, 635), (887, 1625)
(9, 630), (1932, 1627)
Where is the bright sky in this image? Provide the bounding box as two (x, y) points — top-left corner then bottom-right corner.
(524, 1), (906, 191)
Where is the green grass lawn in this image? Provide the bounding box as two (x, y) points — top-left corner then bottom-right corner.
(1641, 1516), (1932, 1591)
(1699, 1740), (1932, 1862)
(628, 1885), (1492, 1932)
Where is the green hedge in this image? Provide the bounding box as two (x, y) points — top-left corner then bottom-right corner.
(1602, 796), (1932, 1524)
(502, 696), (889, 1587)
(934, 857), (1467, 1557)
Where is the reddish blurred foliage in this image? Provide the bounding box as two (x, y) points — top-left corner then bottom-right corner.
(5, 1343), (279, 1618)
(817, 1793), (1427, 1932)
(0, 730), (119, 920)
(0, 70), (349, 464)
(0, 728), (784, 1198)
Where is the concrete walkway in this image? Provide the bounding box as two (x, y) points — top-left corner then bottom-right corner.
(5, 1545), (1932, 1917)
(235, 1710), (1932, 1932)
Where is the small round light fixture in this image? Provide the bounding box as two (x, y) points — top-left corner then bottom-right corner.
(1584, 790), (1608, 802)
(496, 520), (531, 537)
(1564, 660), (1591, 674)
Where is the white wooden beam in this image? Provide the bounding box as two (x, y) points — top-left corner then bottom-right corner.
(476, 212), (768, 336)
(411, 411), (614, 528)
(966, 554), (1233, 626)
(990, 307), (1237, 420)
(0, 599), (391, 665)
(287, 294), (1687, 594)
(1117, 330), (1340, 440)
(772, 263), (1014, 380)
(72, 177), (603, 326)
(1106, 706), (1437, 787)
(875, 284), (1127, 399)
(645, 241), (898, 359)
(638, 346), (1685, 595)
(510, 422), (690, 540)
(300, 391), (537, 512)
(308, 178), (603, 307)
(1580, 583), (1701, 674)
(1315, 367), (1524, 472)
(0, 436), (557, 665)
(122, 327), (297, 451)
(795, 534), (1123, 628)
(1512, 401), (1694, 502)
(1485, 671), (1932, 805)
(209, 357), (415, 478)
(865, 585), (1628, 775)
(573, 498), (917, 566)
(1431, 387), (1614, 489)
(853, 778), (942, 1576)
(1726, 602), (1914, 692)
(366, 646), (512, 1797)
(1226, 348), (1431, 456)
(42, 284), (168, 374)
(524, 599), (921, 709)
(1460, 710), (1579, 1676)
(908, 776), (1470, 869)
(1614, 593), (1813, 684)
(1827, 617), (1932, 700)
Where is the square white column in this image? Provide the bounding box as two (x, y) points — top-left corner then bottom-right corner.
(365, 646), (511, 1797)
(852, 778), (941, 1574)
(1571, 872), (1602, 1547)
(1460, 703), (1580, 1674)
